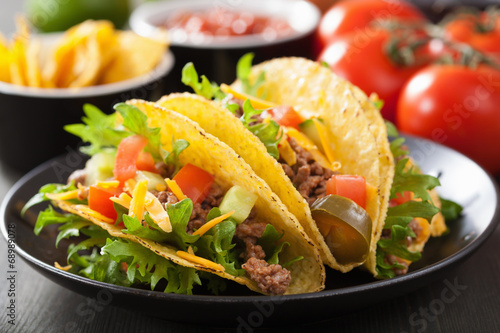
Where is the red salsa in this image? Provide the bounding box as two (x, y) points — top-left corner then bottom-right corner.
(161, 8), (294, 41)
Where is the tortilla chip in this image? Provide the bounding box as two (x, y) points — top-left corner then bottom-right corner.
(45, 20), (117, 87)
(25, 37), (43, 88)
(9, 35), (28, 86)
(0, 33), (11, 83)
(99, 31), (168, 84)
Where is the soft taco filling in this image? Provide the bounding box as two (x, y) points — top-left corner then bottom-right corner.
(25, 103), (295, 295)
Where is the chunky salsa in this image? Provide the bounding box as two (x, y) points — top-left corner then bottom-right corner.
(161, 8), (294, 41)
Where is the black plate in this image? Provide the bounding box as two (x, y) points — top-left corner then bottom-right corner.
(1, 136), (499, 327)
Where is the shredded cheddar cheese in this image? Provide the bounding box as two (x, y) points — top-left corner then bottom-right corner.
(110, 192), (132, 209)
(129, 179), (148, 219)
(124, 179), (137, 194)
(277, 134), (296, 166)
(192, 210), (235, 236)
(144, 192), (172, 233)
(220, 83), (277, 109)
(155, 183), (167, 192)
(176, 251), (225, 272)
(72, 204), (114, 224)
(312, 118), (336, 166)
(46, 190), (80, 201)
(96, 180), (120, 188)
(54, 262), (72, 271)
(165, 178), (187, 201)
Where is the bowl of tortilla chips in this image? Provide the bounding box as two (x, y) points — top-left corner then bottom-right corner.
(129, 0), (320, 90)
(0, 19), (173, 172)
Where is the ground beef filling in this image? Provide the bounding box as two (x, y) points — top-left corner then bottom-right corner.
(281, 138), (335, 205)
(67, 169), (87, 187)
(235, 217), (291, 295)
(242, 257), (291, 295)
(381, 218), (423, 276)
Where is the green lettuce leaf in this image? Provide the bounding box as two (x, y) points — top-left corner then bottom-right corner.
(163, 199), (200, 250)
(194, 208), (243, 276)
(440, 197), (463, 222)
(161, 137), (190, 177)
(236, 53), (265, 97)
(33, 205), (89, 236)
(391, 158), (440, 202)
(376, 124), (442, 278)
(122, 214), (169, 243)
(240, 100), (281, 159)
(64, 103), (129, 156)
(113, 103), (163, 159)
(102, 238), (201, 294)
(22, 182), (82, 217)
(181, 62), (225, 101)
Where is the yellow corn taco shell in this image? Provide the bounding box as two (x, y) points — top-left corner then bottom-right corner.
(241, 57), (447, 277)
(156, 84), (382, 274)
(53, 100), (325, 295)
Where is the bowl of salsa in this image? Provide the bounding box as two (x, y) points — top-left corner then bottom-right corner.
(130, 0), (320, 88)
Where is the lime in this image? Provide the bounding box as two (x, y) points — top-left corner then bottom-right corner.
(25, 0), (131, 32)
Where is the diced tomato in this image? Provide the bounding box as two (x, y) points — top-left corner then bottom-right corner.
(326, 175), (366, 209)
(268, 105), (304, 130)
(173, 163), (215, 204)
(136, 151), (156, 173)
(390, 191), (413, 207)
(88, 185), (123, 221)
(113, 135), (148, 183)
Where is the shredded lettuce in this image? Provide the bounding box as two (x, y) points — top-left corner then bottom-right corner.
(64, 104), (129, 156)
(102, 238), (202, 294)
(440, 197), (463, 222)
(32, 204), (208, 294)
(22, 182), (82, 217)
(161, 138), (190, 177)
(113, 103), (163, 159)
(236, 53), (265, 97)
(181, 62), (225, 101)
(376, 125), (441, 279)
(240, 100), (282, 159)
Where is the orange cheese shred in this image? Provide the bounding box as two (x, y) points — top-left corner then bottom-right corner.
(176, 251), (225, 272)
(220, 83), (277, 110)
(165, 178), (187, 201)
(192, 210), (235, 236)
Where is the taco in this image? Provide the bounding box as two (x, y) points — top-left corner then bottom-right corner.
(156, 55), (446, 278)
(23, 100), (325, 295)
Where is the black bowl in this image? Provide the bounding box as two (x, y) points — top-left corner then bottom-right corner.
(129, 0), (321, 90)
(0, 51), (174, 173)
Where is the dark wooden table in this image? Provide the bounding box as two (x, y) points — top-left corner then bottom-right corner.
(1, 156), (500, 333)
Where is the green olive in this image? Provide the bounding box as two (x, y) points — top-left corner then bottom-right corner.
(311, 195), (372, 265)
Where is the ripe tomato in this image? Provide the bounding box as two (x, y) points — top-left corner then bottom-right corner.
(443, 11), (500, 60)
(317, 0), (426, 48)
(326, 175), (367, 208)
(268, 105), (304, 130)
(88, 185), (123, 221)
(173, 163), (215, 204)
(113, 135), (149, 183)
(318, 29), (424, 122)
(397, 64), (500, 174)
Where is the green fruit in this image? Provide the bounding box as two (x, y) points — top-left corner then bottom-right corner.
(25, 0), (131, 32)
